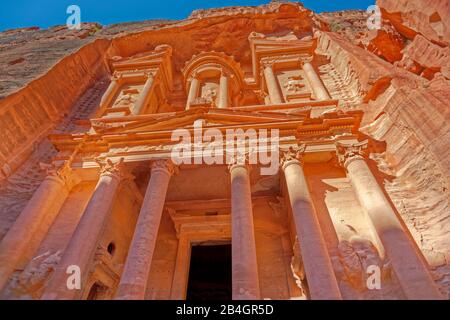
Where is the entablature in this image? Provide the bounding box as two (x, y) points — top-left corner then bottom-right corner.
(48, 133), (359, 184)
(47, 102), (362, 182)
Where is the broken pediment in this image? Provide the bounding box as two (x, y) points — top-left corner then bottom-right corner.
(110, 45), (173, 72)
(249, 33), (316, 81)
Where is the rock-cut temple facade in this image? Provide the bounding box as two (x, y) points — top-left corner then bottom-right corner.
(0, 1), (449, 300)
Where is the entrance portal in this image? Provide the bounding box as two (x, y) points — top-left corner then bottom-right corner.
(186, 244), (232, 300)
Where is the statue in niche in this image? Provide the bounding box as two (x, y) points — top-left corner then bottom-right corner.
(203, 86), (217, 103)
(335, 223), (392, 296)
(204, 87), (218, 103)
(284, 75), (305, 93)
(114, 88), (138, 107)
(193, 82), (218, 107)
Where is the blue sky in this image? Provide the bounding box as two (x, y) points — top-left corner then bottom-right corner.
(0, 0), (375, 31)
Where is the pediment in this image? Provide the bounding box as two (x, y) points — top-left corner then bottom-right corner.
(249, 35), (315, 82)
(110, 46), (172, 72)
(250, 33), (314, 56)
(252, 38), (313, 53)
(89, 107), (308, 135)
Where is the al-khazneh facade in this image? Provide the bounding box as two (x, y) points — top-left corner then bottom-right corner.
(0, 2), (448, 300)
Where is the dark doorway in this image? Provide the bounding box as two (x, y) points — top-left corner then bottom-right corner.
(186, 244), (232, 300)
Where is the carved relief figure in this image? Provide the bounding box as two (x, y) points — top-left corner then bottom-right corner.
(284, 76), (305, 93)
(114, 89), (139, 107)
(201, 83), (219, 105)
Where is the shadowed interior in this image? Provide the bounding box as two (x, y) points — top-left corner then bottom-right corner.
(186, 244), (232, 300)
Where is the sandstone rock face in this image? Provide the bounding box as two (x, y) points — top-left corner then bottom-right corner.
(0, 20), (173, 179)
(0, 80), (109, 241)
(361, 79), (450, 266)
(0, 21), (172, 98)
(379, 0), (450, 81)
(362, 27), (405, 63)
(319, 10), (408, 66)
(378, 0), (450, 46)
(372, 4), (450, 290)
(397, 34), (450, 80)
(318, 10), (371, 44)
(0, 38), (110, 178)
(0, 0), (448, 300)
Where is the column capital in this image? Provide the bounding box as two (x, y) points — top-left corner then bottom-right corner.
(154, 43), (173, 54)
(300, 59), (314, 67)
(188, 71), (199, 82)
(280, 145), (306, 171)
(261, 60), (276, 69)
(39, 161), (80, 191)
(220, 68), (230, 78)
(144, 71), (155, 80)
(151, 159), (179, 176)
(95, 157), (133, 181)
(248, 31), (266, 41)
(112, 71), (123, 81)
(228, 153), (253, 173)
(336, 140), (368, 169)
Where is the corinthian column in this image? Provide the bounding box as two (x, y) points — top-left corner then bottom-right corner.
(0, 163), (77, 293)
(186, 74), (199, 110)
(218, 71), (229, 109)
(116, 159), (177, 300)
(302, 62), (331, 100)
(42, 158), (131, 300)
(263, 62), (283, 104)
(229, 158), (260, 300)
(133, 72), (155, 115)
(336, 142), (443, 300)
(281, 147), (342, 300)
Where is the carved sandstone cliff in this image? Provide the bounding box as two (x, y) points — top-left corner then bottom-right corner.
(378, 0), (450, 46)
(0, 0), (318, 244)
(0, 0), (449, 298)
(0, 3), (317, 180)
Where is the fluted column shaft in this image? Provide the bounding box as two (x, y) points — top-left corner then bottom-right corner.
(302, 62), (331, 100)
(42, 159), (128, 300)
(263, 64), (283, 104)
(133, 74), (155, 115)
(0, 168), (73, 292)
(282, 154), (342, 300)
(229, 164), (260, 300)
(339, 145), (443, 300)
(218, 73), (229, 109)
(116, 160), (176, 300)
(186, 76), (199, 110)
